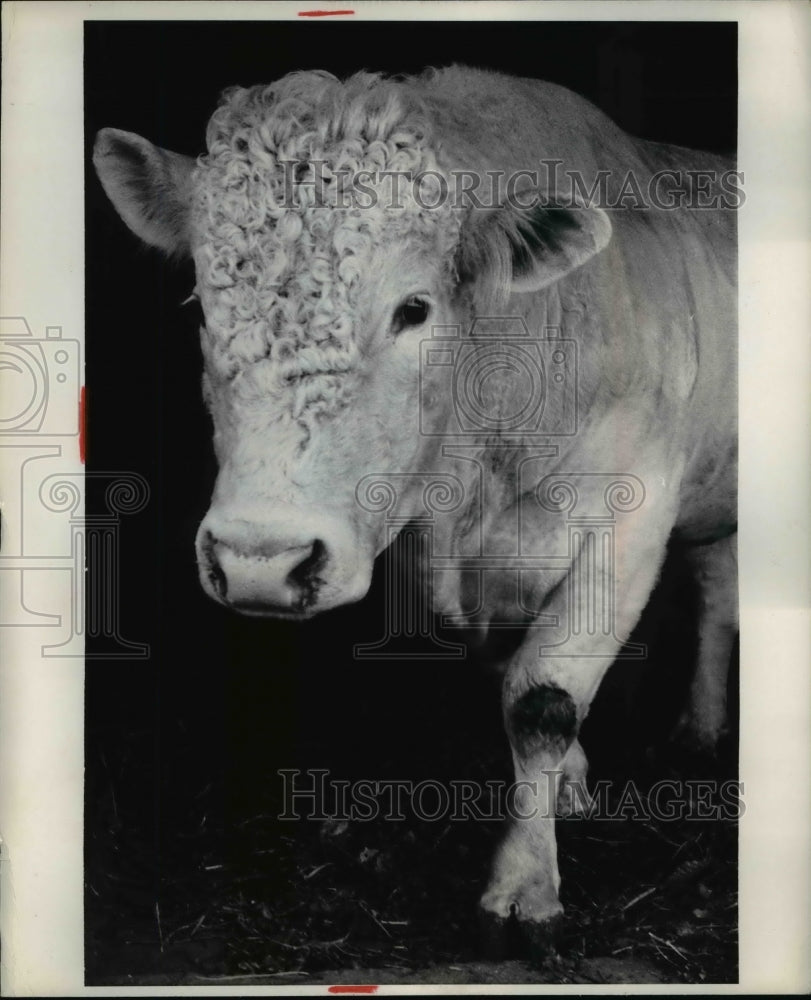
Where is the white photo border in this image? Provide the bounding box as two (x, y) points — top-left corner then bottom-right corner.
(1, 1), (809, 995)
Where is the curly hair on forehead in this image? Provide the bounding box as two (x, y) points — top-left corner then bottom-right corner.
(192, 70), (462, 383)
(209, 70), (428, 151)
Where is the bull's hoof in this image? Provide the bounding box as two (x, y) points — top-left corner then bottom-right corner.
(478, 889), (563, 962)
(518, 910), (564, 964)
(478, 908), (513, 961)
(478, 904), (563, 963)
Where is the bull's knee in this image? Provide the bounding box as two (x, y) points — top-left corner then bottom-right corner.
(508, 687), (590, 817)
(508, 681), (578, 759)
(508, 681), (580, 822)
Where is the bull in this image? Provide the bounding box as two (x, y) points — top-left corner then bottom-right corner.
(93, 66), (737, 948)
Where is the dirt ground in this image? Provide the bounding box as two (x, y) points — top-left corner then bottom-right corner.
(86, 774), (737, 986)
(98, 957), (670, 987)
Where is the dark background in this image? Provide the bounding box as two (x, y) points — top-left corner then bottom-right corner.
(85, 20), (737, 982)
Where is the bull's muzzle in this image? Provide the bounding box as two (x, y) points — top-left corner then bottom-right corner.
(196, 506), (372, 618)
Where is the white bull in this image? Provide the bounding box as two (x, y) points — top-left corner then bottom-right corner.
(94, 66), (737, 949)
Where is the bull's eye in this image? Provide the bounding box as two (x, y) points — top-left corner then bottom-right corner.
(393, 295), (431, 333)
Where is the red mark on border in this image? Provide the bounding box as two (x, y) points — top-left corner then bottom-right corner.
(79, 385), (86, 464)
(298, 9), (355, 16)
(327, 988), (378, 995)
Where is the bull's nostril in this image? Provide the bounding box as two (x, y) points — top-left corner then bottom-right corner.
(202, 531), (228, 600)
(288, 538), (327, 598)
(209, 556), (228, 600)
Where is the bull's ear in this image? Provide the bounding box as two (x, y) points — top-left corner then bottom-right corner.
(93, 127), (196, 257)
(506, 198), (612, 292)
(459, 193), (612, 298)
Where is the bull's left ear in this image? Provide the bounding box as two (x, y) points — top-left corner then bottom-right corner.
(93, 127), (196, 257)
(459, 192), (612, 296)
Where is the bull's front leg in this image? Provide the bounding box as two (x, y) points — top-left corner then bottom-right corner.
(479, 484), (680, 951)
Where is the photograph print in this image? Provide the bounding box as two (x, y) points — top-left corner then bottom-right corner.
(85, 15), (739, 986)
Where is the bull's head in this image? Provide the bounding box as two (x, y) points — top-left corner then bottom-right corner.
(94, 71), (610, 619)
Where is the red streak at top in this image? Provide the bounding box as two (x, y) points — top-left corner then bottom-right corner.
(298, 9), (355, 16)
(79, 385), (86, 464)
(327, 988), (378, 995)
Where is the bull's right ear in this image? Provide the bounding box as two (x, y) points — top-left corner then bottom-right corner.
(458, 190), (612, 308)
(93, 128), (196, 257)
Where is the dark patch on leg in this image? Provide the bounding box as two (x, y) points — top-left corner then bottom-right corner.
(510, 683), (576, 755)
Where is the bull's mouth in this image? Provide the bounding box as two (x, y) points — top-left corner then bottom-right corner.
(228, 601), (321, 621)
